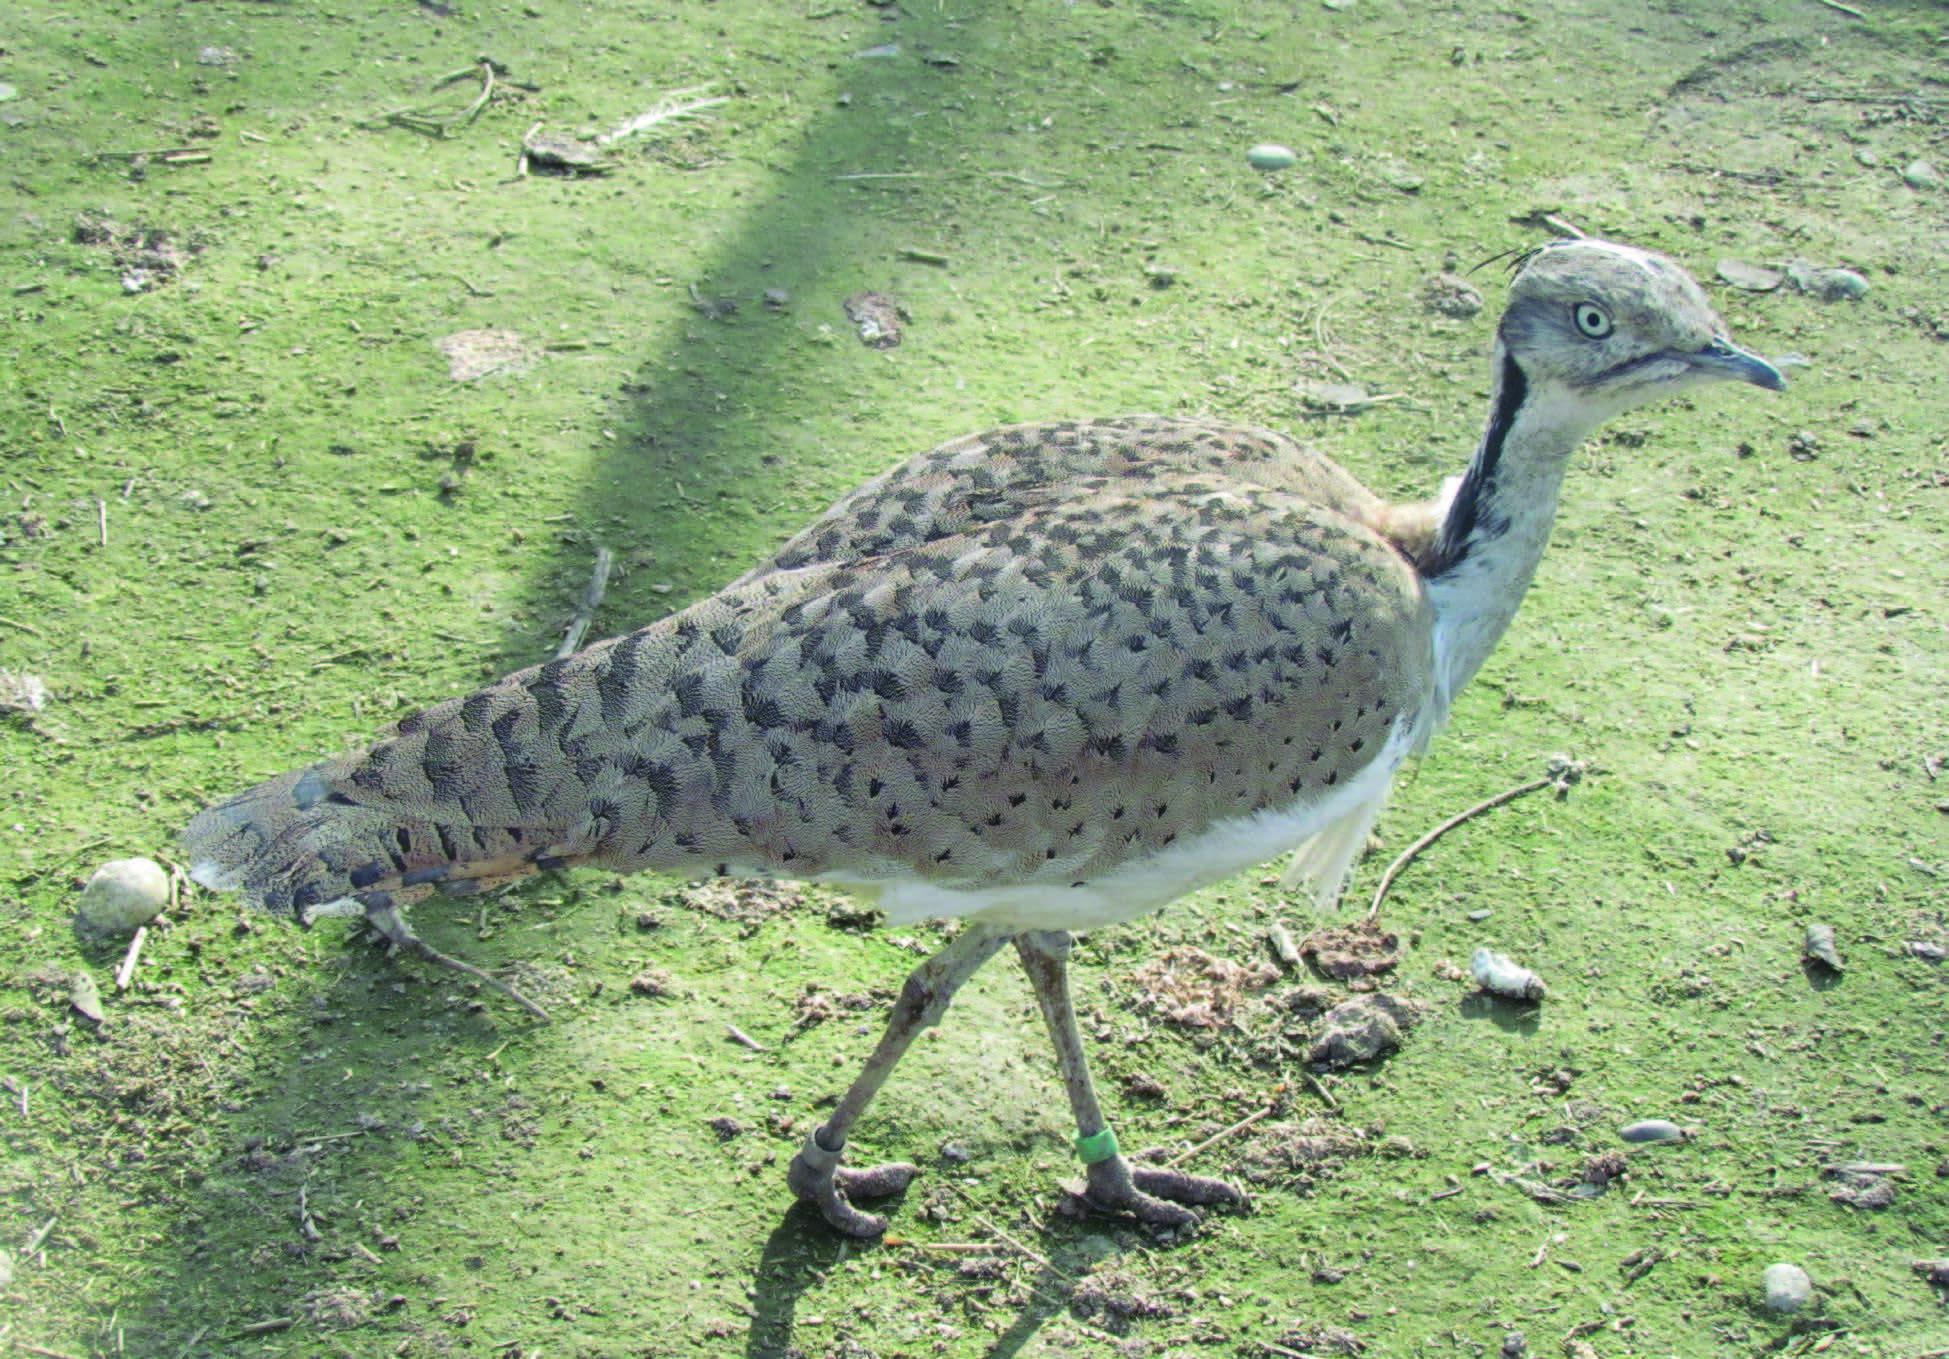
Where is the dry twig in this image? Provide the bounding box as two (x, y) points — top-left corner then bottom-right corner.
(556, 546), (614, 659)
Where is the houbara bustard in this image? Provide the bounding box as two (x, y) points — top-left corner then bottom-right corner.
(185, 239), (1784, 1237)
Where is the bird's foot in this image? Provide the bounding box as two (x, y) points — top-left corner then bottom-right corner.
(1065, 1155), (1246, 1231)
(787, 1130), (917, 1239)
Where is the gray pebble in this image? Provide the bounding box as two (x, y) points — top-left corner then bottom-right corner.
(1716, 259), (1783, 292)
(1247, 143), (1297, 171)
(1762, 1261), (1813, 1314)
(1467, 909), (1492, 922)
(1619, 1118), (1686, 1144)
(1904, 159), (1940, 190)
(1804, 923), (1843, 971)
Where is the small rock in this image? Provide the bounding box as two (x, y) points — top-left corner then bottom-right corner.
(1716, 259), (1783, 292)
(1788, 430), (1821, 461)
(1912, 1258), (1949, 1287)
(1762, 1261), (1813, 1315)
(1908, 940), (1945, 964)
(1619, 1118), (1687, 1144)
(77, 857), (170, 936)
(1470, 947), (1545, 1001)
(1466, 908), (1492, 922)
(939, 1141), (973, 1163)
(762, 287), (790, 310)
(1500, 1331), (1528, 1358)
(0, 82), (18, 103)
(1803, 923), (1843, 972)
(0, 669), (49, 715)
(1903, 159), (1940, 190)
(1247, 142), (1297, 171)
(1784, 260), (1869, 302)
(69, 969), (106, 1026)
(707, 1115), (745, 1140)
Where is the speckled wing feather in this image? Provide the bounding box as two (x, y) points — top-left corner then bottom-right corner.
(186, 448), (1432, 926)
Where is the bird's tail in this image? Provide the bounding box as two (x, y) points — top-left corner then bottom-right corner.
(182, 655), (619, 921)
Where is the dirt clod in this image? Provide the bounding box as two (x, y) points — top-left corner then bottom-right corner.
(1299, 921), (1400, 987)
(1307, 993), (1424, 1070)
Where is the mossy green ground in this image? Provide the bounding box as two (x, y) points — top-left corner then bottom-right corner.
(3, 2), (1945, 1355)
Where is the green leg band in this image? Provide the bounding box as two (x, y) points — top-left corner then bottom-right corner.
(1075, 1126), (1119, 1165)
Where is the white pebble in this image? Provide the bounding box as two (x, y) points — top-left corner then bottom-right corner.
(1247, 143), (1297, 171)
(1470, 947), (1545, 1000)
(1762, 1261), (1813, 1314)
(77, 857), (169, 936)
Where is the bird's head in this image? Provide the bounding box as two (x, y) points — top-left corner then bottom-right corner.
(1498, 239), (1784, 419)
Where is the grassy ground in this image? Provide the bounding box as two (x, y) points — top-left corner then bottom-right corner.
(2, 1), (1945, 1356)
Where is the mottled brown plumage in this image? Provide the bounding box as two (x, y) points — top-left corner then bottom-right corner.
(186, 418), (1432, 929)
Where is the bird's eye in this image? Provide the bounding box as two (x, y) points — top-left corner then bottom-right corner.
(1572, 302), (1613, 339)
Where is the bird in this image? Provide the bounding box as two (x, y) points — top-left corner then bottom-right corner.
(184, 239), (1784, 1238)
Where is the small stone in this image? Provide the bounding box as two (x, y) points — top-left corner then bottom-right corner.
(1803, 923), (1843, 972)
(1762, 1261), (1813, 1315)
(69, 969), (106, 1026)
(1908, 940), (1945, 964)
(1307, 992), (1424, 1070)
(0, 82), (17, 103)
(1853, 147), (1879, 168)
(1501, 1330), (1528, 1358)
(1716, 259), (1783, 292)
(939, 1141), (973, 1163)
(77, 857), (170, 936)
(1784, 260), (1869, 302)
(1912, 1258), (1949, 1287)
(1247, 143), (1297, 171)
(0, 669), (49, 714)
(1466, 909), (1492, 922)
(1903, 159), (1940, 190)
(1619, 1118), (1687, 1144)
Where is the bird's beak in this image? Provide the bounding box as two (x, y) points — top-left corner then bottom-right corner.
(1685, 338), (1786, 391)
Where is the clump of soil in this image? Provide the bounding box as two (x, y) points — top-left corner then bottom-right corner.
(1127, 945), (1281, 1029)
(1299, 920), (1401, 989)
(72, 211), (202, 292)
(1307, 992), (1425, 1070)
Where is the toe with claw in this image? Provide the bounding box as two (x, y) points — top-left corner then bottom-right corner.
(787, 1129), (918, 1238)
(1067, 1154), (1246, 1230)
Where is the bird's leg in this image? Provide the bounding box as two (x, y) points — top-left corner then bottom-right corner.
(1015, 929), (1245, 1230)
(788, 923), (1011, 1238)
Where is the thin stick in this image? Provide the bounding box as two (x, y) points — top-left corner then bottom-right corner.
(1811, 0), (1865, 16)
(114, 926), (147, 991)
(1165, 1098), (1278, 1168)
(96, 498), (108, 548)
(18, 1344), (90, 1359)
(724, 1023), (768, 1052)
(0, 615), (45, 637)
(1365, 775), (1555, 921)
(364, 900), (551, 1021)
(555, 546), (613, 658)
(236, 1317), (294, 1335)
(1301, 1071), (1338, 1111)
(24, 1214), (58, 1254)
(940, 1180), (1071, 1280)
(458, 61), (496, 126)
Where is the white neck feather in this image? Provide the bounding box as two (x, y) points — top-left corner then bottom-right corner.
(1425, 348), (1601, 713)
